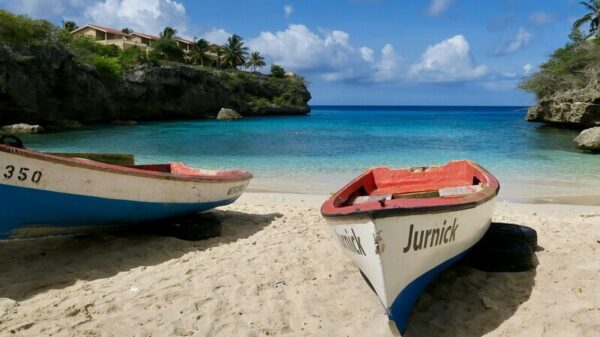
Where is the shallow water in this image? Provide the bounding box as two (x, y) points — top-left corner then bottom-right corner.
(18, 106), (600, 201)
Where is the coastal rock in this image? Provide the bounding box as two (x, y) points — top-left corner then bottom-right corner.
(0, 44), (311, 126)
(574, 127), (600, 151)
(526, 81), (600, 128)
(1, 123), (43, 134)
(217, 108), (242, 120)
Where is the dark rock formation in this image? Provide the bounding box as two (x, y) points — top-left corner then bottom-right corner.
(574, 127), (600, 151)
(526, 81), (600, 128)
(217, 108), (242, 120)
(0, 44), (311, 128)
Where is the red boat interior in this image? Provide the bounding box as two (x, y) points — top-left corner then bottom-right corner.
(323, 161), (498, 215)
(131, 163), (210, 176)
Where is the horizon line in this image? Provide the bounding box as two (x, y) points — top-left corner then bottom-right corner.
(309, 104), (529, 108)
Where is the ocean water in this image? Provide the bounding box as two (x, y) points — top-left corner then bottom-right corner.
(18, 106), (600, 200)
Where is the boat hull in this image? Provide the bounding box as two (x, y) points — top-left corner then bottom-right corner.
(324, 197), (496, 335)
(0, 147), (251, 239)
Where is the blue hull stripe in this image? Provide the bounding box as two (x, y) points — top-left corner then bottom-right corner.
(0, 183), (237, 239)
(388, 250), (470, 334)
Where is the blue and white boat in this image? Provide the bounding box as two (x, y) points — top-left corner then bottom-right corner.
(321, 161), (499, 335)
(0, 136), (252, 239)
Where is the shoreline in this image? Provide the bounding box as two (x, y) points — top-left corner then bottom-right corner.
(246, 178), (600, 206)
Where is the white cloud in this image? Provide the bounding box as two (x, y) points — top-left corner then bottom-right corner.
(529, 12), (554, 26)
(426, 0), (454, 16)
(360, 47), (374, 62)
(492, 27), (533, 56)
(410, 35), (488, 82)
(374, 44), (400, 82)
(83, 0), (187, 37)
(201, 28), (232, 45)
(249, 24), (355, 72)
(284, 5), (293, 18)
(523, 63), (533, 75)
(248, 24), (402, 82)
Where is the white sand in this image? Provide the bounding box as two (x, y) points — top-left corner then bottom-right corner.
(0, 192), (599, 337)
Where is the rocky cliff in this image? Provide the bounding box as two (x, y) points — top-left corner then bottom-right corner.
(526, 80), (600, 128)
(0, 44), (311, 126)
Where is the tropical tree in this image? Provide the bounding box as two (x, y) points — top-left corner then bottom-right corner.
(121, 27), (133, 34)
(245, 51), (266, 72)
(61, 20), (78, 32)
(222, 34), (249, 69)
(191, 38), (209, 66)
(573, 0), (600, 37)
(270, 64), (286, 78)
(159, 26), (177, 40)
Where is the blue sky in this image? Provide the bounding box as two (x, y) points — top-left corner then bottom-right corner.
(0, 0), (589, 105)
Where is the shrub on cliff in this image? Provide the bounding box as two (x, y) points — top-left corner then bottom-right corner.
(270, 64), (286, 78)
(0, 10), (59, 48)
(148, 38), (184, 62)
(520, 32), (600, 99)
(120, 46), (147, 67)
(69, 35), (121, 57)
(87, 55), (123, 78)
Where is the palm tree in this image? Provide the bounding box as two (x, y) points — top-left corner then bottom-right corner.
(222, 34), (249, 69)
(574, 0), (600, 37)
(62, 20), (78, 32)
(121, 27), (133, 34)
(191, 38), (209, 66)
(245, 51), (266, 72)
(160, 26), (177, 40)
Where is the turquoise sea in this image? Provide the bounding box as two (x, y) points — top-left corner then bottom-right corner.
(18, 106), (600, 201)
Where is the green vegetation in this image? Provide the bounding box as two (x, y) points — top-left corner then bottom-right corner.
(270, 64), (286, 78)
(149, 38), (183, 62)
(222, 34), (249, 69)
(0, 9), (304, 84)
(520, 2), (600, 99)
(245, 51), (266, 72)
(573, 0), (600, 37)
(0, 10), (60, 47)
(520, 33), (600, 98)
(88, 55), (123, 78)
(61, 20), (78, 32)
(191, 38), (209, 66)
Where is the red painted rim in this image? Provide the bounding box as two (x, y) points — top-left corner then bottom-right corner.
(0, 145), (253, 183)
(321, 160), (499, 219)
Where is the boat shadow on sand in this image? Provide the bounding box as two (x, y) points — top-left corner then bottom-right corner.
(0, 210), (281, 302)
(404, 255), (538, 337)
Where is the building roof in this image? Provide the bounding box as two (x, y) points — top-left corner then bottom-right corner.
(130, 31), (160, 40)
(175, 37), (194, 45)
(71, 24), (129, 36)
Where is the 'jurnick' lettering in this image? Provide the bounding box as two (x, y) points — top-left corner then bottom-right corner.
(402, 218), (459, 253)
(336, 228), (366, 256)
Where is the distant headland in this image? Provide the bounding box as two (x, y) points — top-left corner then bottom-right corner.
(0, 10), (311, 131)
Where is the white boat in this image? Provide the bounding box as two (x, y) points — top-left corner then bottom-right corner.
(321, 160), (499, 335)
(0, 136), (252, 239)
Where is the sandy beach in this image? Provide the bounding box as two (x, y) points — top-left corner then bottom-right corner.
(0, 192), (599, 337)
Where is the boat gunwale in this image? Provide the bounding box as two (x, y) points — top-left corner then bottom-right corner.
(321, 160), (500, 220)
(0, 145), (253, 183)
